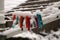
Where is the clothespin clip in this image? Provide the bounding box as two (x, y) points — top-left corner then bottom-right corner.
(12, 14), (16, 22)
(25, 16), (30, 31)
(12, 16), (19, 28)
(37, 14), (43, 28)
(20, 16), (24, 28)
(16, 16), (19, 23)
(35, 16), (38, 28)
(12, 14), (16, 28)
(12, 23), (15, 28)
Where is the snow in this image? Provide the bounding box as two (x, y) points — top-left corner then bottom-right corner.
(9, 29), (60, 40)
(42, 6), (59, 15)
(12, 31), (48, 40)
(4, 0), (27, 11)
(0, 14), (6, 24)
(12, 11), (32, 17)
(52, 1), (60, 7)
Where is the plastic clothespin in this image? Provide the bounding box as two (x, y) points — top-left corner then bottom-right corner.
(28, 17), (30, 31)
(12, 24), (15, 28)
(25, 16), (30, 31)
(37, 14), (43, 28)
(12, 14), (16, 28)
(12, 16), (19, 28)
(16, 16), (19, 23)
(20, 16), (24, 28)
(12, 14), (16, 21)
(35, 16), (38, 28)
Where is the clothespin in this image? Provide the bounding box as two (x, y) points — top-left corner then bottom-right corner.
(37, 14), (43, 28)
(35, 16), (38, 28)
(16, 16), (19, 23)
(12, 16), (19, 28)
(20, 16), (24, 28)
(12, 20), (16, 28)
(25, 16), (30, 31)
(12, 23), (15, 28)
(12, 14), (16, 28)
(28, 17), (30, 31)
(12, 14), (16, 22)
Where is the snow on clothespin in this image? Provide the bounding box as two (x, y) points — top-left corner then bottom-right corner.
(20, 16), (24, 28)
(25, 16), (30, 31)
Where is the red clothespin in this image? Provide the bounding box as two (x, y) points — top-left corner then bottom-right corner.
(20, 16), (24, 28)
(25, 16), (30, 31)
(12, 14), (16, 21)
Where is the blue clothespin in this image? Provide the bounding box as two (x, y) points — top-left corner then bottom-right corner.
(37, 14), (43, 28)
(16, 16), (19, 23)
